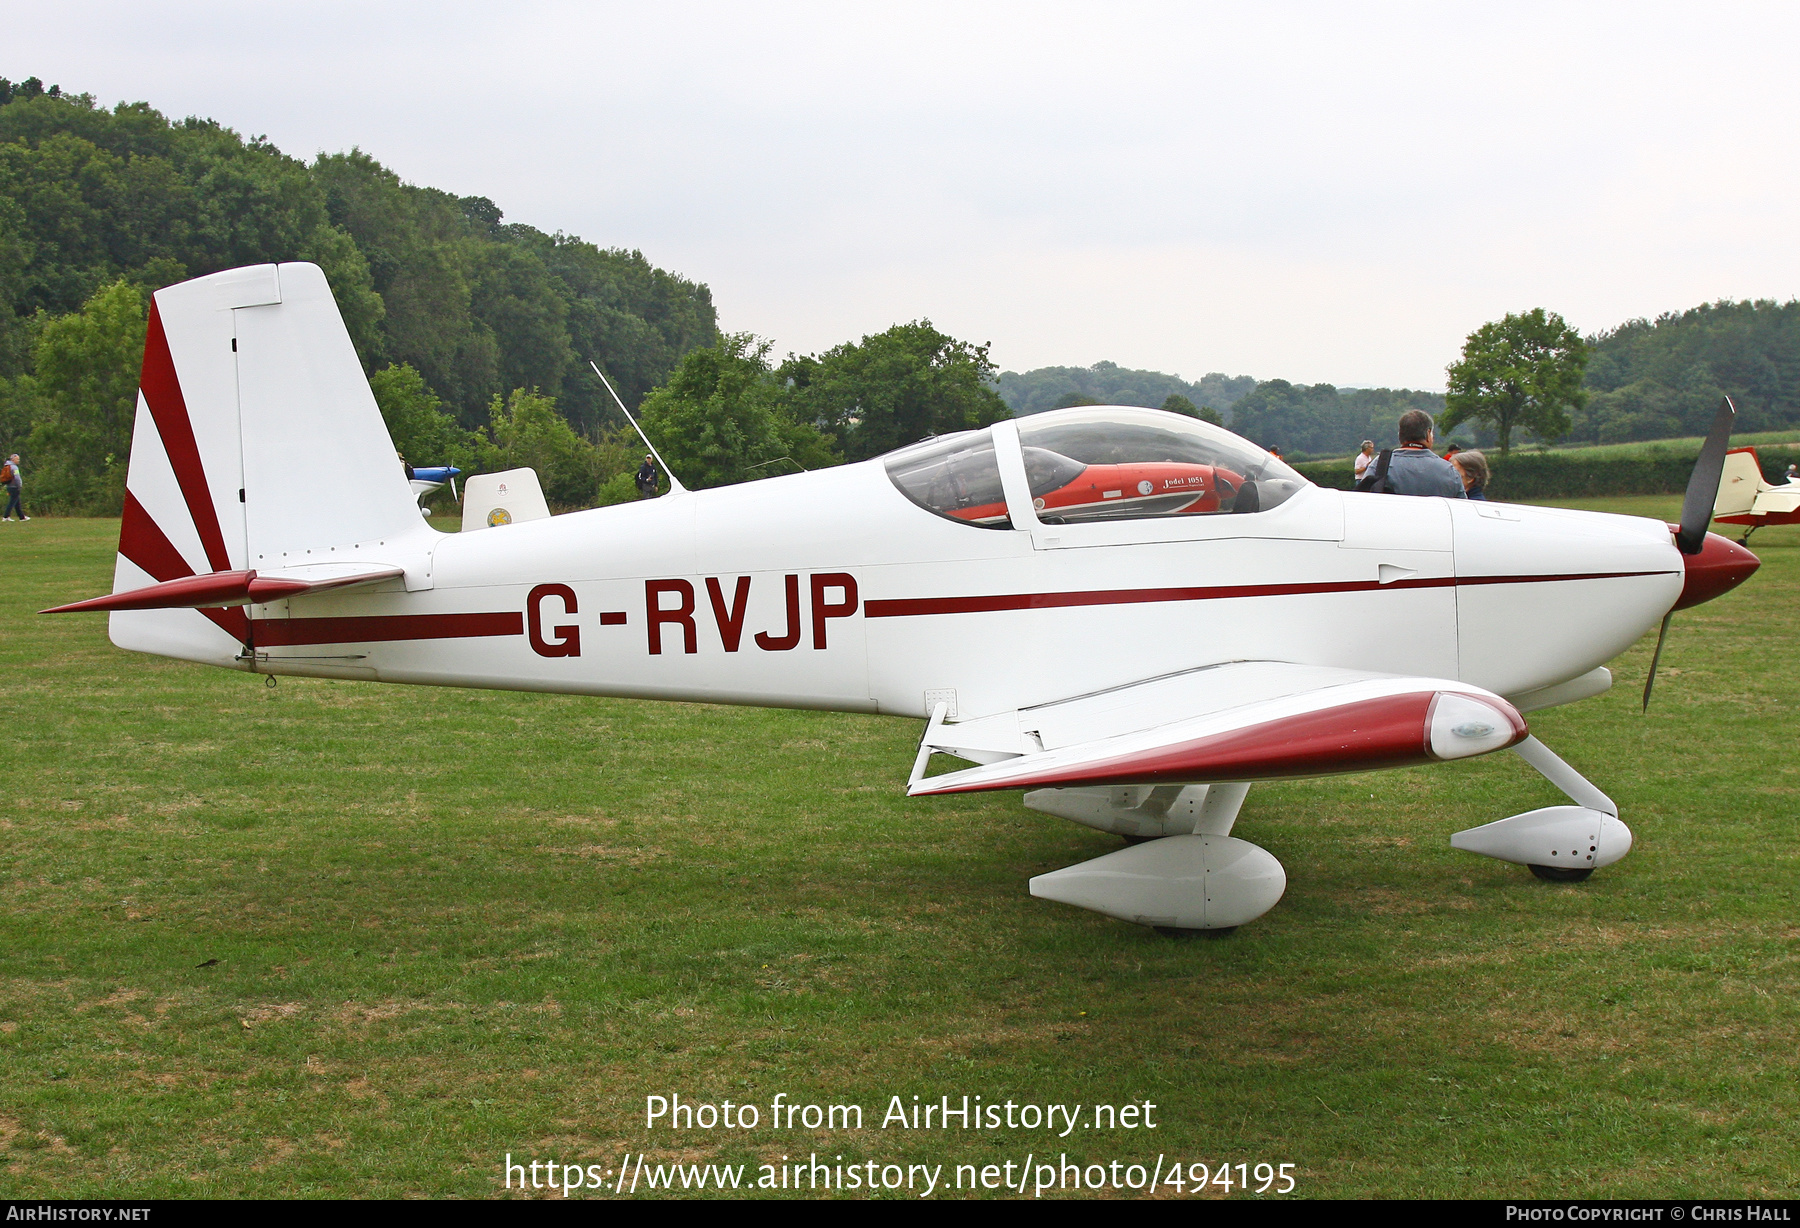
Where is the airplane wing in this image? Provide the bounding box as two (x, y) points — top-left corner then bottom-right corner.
(907, 661), (1527, 796)
(42, 562), (405, 613)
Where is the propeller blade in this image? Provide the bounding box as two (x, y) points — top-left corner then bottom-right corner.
(1676, 396), (1736, 554)
(1641, 610), (1674, 713)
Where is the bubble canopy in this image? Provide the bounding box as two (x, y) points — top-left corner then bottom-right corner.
(882, 406), (1310, 527)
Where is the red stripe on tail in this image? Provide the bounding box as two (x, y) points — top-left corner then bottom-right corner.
(139, 302), (231, 573)
(120, 491), (196, 583)
(115, 490), (248, 644)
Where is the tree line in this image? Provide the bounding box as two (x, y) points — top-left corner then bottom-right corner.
(0, 78), (1008, 513)
(996, 361), (1256, 419)
(1573, 300), (1800, 444)
(1003, 297), (1800, 459)
(8, 74), (1799, 508)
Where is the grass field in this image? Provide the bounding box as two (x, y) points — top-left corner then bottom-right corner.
(1531, 432), (1800, 462)
(0, 500), (1795, 1199)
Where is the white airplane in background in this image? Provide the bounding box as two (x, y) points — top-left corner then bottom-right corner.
(46, 264), (1762, 934)
(1712, 445), (1800, 543)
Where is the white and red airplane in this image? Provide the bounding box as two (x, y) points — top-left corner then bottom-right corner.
(1712, 445), (1800, 543)
(45, 264), (1762, 933)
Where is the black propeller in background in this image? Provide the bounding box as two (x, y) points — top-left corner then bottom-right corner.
(1643, 396), (1736, 712)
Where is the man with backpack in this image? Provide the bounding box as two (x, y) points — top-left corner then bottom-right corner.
(1, 454), (24, 521)
(1354, 412), (1466, 498)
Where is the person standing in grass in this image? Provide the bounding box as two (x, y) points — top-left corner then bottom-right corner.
(1, 454), (24, 521)
(1354, 440), (1376, 481)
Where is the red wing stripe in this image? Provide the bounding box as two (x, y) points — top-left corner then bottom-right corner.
(255, 612), (524, 646)
(923, 693), (1443, 793)
(863, 570), (1672, 618)
(140, 302), (231, 573)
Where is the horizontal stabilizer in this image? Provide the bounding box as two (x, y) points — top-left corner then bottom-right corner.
(44, 563), (403, 613)
(910, 664), (1527, 796)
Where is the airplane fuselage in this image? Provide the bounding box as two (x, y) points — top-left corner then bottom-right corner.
(230, 448), (1684, 723)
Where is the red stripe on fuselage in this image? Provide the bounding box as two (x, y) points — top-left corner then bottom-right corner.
(139, 302), (232, 574)
(254, 612), (524, 647)
(863, 570), (1671, 619)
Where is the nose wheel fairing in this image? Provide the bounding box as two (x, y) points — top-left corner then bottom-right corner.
(1449, 735), (1633, 878)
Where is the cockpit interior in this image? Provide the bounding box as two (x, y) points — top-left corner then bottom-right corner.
(883, 406), (1308, 529)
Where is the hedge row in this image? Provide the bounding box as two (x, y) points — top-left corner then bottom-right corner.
(1293, 446), (1800, 499)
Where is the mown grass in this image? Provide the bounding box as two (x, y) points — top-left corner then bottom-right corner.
(0, 503), (1794, 1199)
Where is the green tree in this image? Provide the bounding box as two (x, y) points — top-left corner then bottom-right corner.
(467, 241), (573, 402)
(484, 387), (617, 508)
(781, 321), (1010, 462)
(1159, 393), (1223, 425)
(25, 277), (146, 511)
(0, 195), (32, 377)
(0, 370), (45, 465)
(636, 335), (837, 490)
(996, 361), (1256, 416)
(1578, 300), (1800, 437)
(1442, 309), (1589, 455)
(1, 85), (715, 446)
(1228, 380), (1362, 454)
(504, 230), (719, 435)
(369, 362), (480, 470)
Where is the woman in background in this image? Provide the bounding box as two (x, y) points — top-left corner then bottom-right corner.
(1353, 440), (1376, 481)
(1451, 449), (1489, 500)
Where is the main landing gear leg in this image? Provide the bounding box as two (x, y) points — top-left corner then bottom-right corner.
(1450, 736), (1634, 881)
(1023, 783), (1285, 933)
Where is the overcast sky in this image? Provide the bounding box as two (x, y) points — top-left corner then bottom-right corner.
(10, 1), (1800, 389)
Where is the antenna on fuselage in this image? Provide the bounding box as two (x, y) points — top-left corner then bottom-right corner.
(588, 359), (687, 495)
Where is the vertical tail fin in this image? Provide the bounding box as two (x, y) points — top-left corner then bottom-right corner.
(1714, 447), (1767, 518)
(110, 262), (428, 665)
